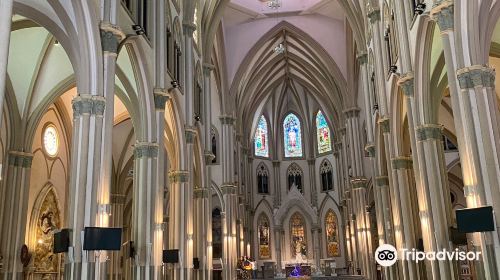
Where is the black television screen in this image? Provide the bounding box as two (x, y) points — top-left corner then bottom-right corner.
(53, 229), (70, 253)
(163, 249), (179, 263)
(456, 206), (495, 233)
(83, 227), (122, 251)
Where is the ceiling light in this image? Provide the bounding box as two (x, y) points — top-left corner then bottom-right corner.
(274, 43), (285, 54)
(267, 0), (281, 9)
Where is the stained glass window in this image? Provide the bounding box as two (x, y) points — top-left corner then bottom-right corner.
(325, 210), (340, 257)
(258, 214), (271, 259)
(316, 111), (332, 153)
(283, 113), (302, 157)
(290, 212), (307, 257)
(255, 116), (269, 157)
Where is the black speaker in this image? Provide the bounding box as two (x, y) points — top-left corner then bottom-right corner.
(456, 206), (495, 233)
(163, 249), (179, 263)
(83, 227), (122, 251)
(193, 257), (200, 269)
(450, 227), (468, 245)
(53, 229), (70, 253)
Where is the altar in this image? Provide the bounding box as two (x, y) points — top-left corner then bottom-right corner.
(284, 263), (312, 277)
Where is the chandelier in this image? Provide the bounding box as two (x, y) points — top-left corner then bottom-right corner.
(274, 43), (286, 54)
(267, 0), (281, 9)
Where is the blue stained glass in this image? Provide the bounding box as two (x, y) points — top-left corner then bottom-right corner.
(316, 111), (332, 153)
(283, 113), (302, 157)
(254, 116), (269, 157)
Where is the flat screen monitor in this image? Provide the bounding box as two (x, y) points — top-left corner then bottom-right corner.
(163, 249), (179, 263)
(456, 206), (495, 233)
(83, 227), (122, 251)
(53, 229), (70, 253)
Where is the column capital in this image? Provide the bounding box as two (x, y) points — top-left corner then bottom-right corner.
(457, 65), (496, 89)
(194, 188), (210, 198)
(375, 176), (389, 187)
(185, 126), (197, 144)
(182, 22), (197, 37)
(367, 9), (381, 24)
(219, 115), (236, 125)
(203, 63), (215, 74)
(110, 193), (126, 204)
(272, 160), (280, 167)
(351, 177), (368, 189)
(168, 170), (189, 183)
(72, 94), (106, 117)
(356, 53), (368, 65)
(134, 142), (159, 158)
(274, 225), (284, 232)
(378, 117), (390, 133)
(416, 124), (443, 141)
(365, 143), (376, 157)
(398, 72), (414, 97)
(100, 22), (125, 54)
(8, 151), (33, 168)
(430, 1), (454, 32)
(221, 184), (237, 194)
(307, 158), (316, 165)
(153, 88), (171, 110)
(343, 107), (361, 118)
(391, 156), (413, 170)
(204, 151), (216, 164)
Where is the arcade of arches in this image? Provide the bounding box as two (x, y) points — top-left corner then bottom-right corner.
(0, 0), (500, 280)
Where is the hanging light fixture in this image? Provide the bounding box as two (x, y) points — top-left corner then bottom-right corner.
(274, 43), (286, 54)
(267, 0), (282, 9)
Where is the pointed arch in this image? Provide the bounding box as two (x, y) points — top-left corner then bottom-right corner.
(254, 115), (269, 157)
(320, 159), (334, 192)
(256, 162), (270, 194)
(316, 110), (332, 154)
(257, 213), (272, 259)
(287, 162), (303, 193)
(325, 209), (340, 257)
(283, 113), (303, 157)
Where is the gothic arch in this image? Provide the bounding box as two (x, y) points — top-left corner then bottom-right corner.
(274, 184), (318, 227)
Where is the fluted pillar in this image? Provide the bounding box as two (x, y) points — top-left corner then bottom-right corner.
(274, 226), (283, 273)
(414, 124), (454, 279)
(374, 176), (397, 280)
(109, 193), (126, 280)
(64, 94), (106, 279)
(194, 188), (210, 280)
(307, 158), (317, 207)
(272, 160), (281, 207)
(0, 152), (32, 279)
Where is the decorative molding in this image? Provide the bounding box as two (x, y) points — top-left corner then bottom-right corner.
(134, 142), (159, 158)
(153, 88), (170, 110)
(398, 72), (414, 97)
(204, 151), (216, 164)
(194, 188), (210, 198)
(343, 107), (361, 118)
(72, 94), (106, 117)
(182, 22), (197, 37)
(99, 22), (125, 54)
(365, 143), (376, 157)
(391, 157), (413, 170)
(307, 158), (316, 165)
(416, 124), (443, 141)
(203, 63), (215, 75)
(431, 1), (454, 32)
(219, 115), (236, 125)
(367, 9), (381, 23)
(375, 176), (389, 187)
(221, 184), (237, 194)
(272, 160), (280, 167)
(185, 126), (197, 144)
(8, 151), (33, 168)
(378, 117), (390, 133)
(351, 177), (368, 189)
(168, 170), (189, 183)
(456, 65), (496, 89)
(110, 193), (126, 204)
(357, 53), (368, 65)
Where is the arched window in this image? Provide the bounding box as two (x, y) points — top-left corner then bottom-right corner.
(212, 208), (222, 258)
(254, 116), (269, 157)
(287, 163), (303, 194)
(258, 214), (271, 259)
(283, 113), (302, 157)
(257, 163), (269, 194)
(211, 126), (218, 164)
(316, 111), (332, 153)
(325, 210), (340, 257)
(320, 160), (333, 191)
(290, 212), (307, 257)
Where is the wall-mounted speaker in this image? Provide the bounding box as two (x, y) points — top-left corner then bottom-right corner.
(193, 257), (200, 269)
(53, 229), (70, 253)
(456, 206), (495, 233)
(83, 227), (122, 251)
(163, 249), (179, 263)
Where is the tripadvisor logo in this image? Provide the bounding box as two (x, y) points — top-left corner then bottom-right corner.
(375, 244), (482, 267)
(375, 244), (398, 267)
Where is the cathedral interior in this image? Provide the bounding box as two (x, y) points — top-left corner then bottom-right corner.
(0, 0), (500, 279)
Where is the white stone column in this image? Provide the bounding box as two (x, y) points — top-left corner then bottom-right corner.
(307, 158), (318, 207)
(0, 0), (13, 131)
(272, 160), (281, 207)
(274, 226), (283, 274)
(109, 193), (125, 280)
(311, 225), (321, 271)
(0, 152), (32, 279)
(167, 170), (189, 279)
(194, 188), (210, 280)
(414, 124), (454, 279)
